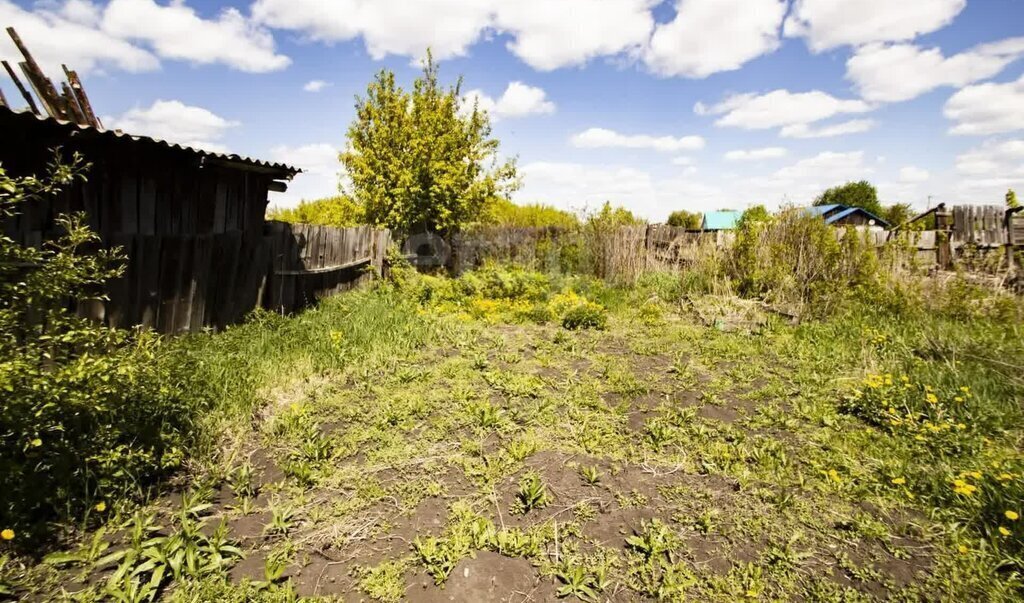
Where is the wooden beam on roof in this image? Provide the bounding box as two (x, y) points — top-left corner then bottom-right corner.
(2, 59), (39, 115)
(19, 61), (62, 119)
(62, 65), (101, 128)
(6, 27), (63, 119)
(60, 81), (87, 124)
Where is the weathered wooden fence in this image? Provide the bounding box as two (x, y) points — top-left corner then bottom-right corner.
(450, 205), (1024, 277)
(85, 223), (390, 334)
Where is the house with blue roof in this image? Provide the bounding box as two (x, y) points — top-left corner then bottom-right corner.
(806, 204), (890, 229)
(701, 210), (742, 231)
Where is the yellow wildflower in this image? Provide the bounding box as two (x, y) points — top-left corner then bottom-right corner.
(94, 501), (107, 512)
(1, 529), (13, 540)
(1006, 511), (1019, 521)
(998, 526), (1011, 537)
(30, 438), (42, 447)
(998, 473), (1014, 482)
(968, 471), (982, 479)
(958, 544), (968, 554)
(954, 396), (964, 403)
(925, 393), (938, 404)
(960, 386), (970, 394)
(825, 469), (842, 484)
(891, 477), (906, 485)
(952, 479), (977, 496)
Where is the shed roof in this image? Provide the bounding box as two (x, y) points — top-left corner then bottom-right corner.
(701, 210), (742, 230)
(0, 105), (300, 178)
(824, 206), (890, 227)
(807, 204), (841, 217)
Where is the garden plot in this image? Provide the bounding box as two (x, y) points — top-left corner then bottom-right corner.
(13, 266), (1023, 602)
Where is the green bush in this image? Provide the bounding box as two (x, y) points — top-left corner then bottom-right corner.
(561, 302), (608, 330)
(0, 158), (202, 546)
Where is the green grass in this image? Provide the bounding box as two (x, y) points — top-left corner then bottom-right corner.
(4, 264), (1023, 601)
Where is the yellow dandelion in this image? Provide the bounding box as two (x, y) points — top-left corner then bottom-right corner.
(998, 473), (1014, 482)
(954, 396), (964, 403)
(1006, 511), (1019, 521)
(891, 477), (906, 485)
(958, 544), (968, 554)
(30, 438), (42, 447)
(969, 471), (982, 479)
(94, 501), (107, 513)
(998, 526), (1011, 537)
(925, 393), (938, 404)
(1, 529), (13, 541)
(960, 386), (970, 394)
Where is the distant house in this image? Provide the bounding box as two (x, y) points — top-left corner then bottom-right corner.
(701, 210), (742, 231)
(807, 204), (890, 228)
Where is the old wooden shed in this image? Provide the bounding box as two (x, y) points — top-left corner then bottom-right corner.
(1, 104), (302, 332)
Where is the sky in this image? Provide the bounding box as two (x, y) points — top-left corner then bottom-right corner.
(2, 0), (1023, 221)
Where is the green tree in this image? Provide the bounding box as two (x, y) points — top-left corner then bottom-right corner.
(342, 53), (518, 235)
(484, 198), (578, 228)
(666, 209), (702, 229)
(814, 181), (884, 217)
(1008, 188), (1019, 209)
(738, 205), (770, 227)
(267, 195), (365, 227)
(882, 203), (913, 228)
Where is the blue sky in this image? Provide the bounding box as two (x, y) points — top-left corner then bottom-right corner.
(2, 0), (1023, 220)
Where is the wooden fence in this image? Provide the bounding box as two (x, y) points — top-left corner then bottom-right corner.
(84, 223), (390, 334)
(449, 205), (1024, 277)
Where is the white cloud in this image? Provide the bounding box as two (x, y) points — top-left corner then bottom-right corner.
(102, 0), (289, 73)
(0, 0), (158, 75)
(570, 127), (705, 152)
(724, 147), (788, 161)
(780, 119), (877, 139)
(784, 0), (966, 52)
(303, 80), (329, 92)
(696, 89), (872, 131)
(493, 0), (655, 71)
(105, 100), (238, 153)
(953, 139), (1024, 201)
(643, 0), (786, 77)
(899, 166), (930, 183)
(670, 156), (694, 166)
(737, 151), (874, 205)
(515, 161), (722, 219)
(846, 38), (1024, 103)
(462, 81), (555, 120)
(955, 139), (1024, 176)
(267, 143), (343, 206)
(944, 74), (1024, 136)
(251, 0), (654, 70)
(0, 0), (288, 76)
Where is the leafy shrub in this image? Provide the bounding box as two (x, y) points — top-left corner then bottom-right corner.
(561, 301), (608, 330)
(266, 195), (364, 227)
(0, 158), (202, 546)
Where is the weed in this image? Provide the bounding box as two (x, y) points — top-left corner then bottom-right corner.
(579, 465), (602, 486)
(511, 472), (551, 515)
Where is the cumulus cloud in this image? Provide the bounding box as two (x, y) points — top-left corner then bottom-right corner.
(643, 0), (786, 78)
(570, 127), (705, 152)
(779, 119), (877, 139)
(724, 147), (788, 161)
(944, 74), (1024, 136)
(952, 139), (1024, 201)
(515, 161), (721, 219)
(267, 143), (343, 206)
(303, 80), (329, 92)
(105, 99), (238, 153)
(695, 89), (872, 132)
(251, 0), (654, 70)
(899, 166), (930, 183)
(846, 37), (1024, 103)
(784, 0), (966, 52)
(462, 82), (555, 120)
(0, 0), (288, 76)
(0, 0), (158, 74)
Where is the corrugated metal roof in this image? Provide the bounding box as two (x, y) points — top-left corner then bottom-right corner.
(701, 210), (742, 230)
(807, 204), (841, 216)
(824, 206), (890, 227)
(1, 105), (300, 178)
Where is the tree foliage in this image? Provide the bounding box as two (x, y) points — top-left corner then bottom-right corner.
(814, 181), (884, 217)
(484, 198), (578, 228)
(1008, 188), (1019, 209)
(882, 203), (914, 228)
(666, 209), (701, 229)
(342, 54), (518, 235)
(738, 205), (770, 228)
(267, 195), (365, 227)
